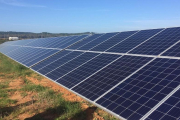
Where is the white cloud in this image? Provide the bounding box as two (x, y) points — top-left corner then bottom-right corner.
(0, 0), (46, 8)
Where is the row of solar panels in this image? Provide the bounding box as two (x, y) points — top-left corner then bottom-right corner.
(1, 27), (180, 58)
(0, 27), (180, 120)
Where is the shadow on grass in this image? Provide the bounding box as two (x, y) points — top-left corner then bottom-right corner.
(0, 100), (36, 118)
(25, 104), (97, 120)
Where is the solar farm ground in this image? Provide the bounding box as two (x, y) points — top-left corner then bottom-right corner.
(0, 53), (118, 120)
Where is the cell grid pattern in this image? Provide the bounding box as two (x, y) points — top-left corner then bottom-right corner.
(77, 33), (118, 50)
(72, 56), (152, 101)
(0, 45), (20, 54)
(37, 51), (83, 75)
(130, 27), (180, 55)
(96, 58), (180, 120)
(32, 50), (71, 71)
(107, 28), (163, 53)
(69, 34), (103, 49)
(162, 42), (180, 57)
(56, 54), (120, 89)
(46, 52), (98, 80)
(91, 31), (137, 52)
(146, 89), (180, 120)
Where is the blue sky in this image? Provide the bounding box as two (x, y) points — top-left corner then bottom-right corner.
(0, 0), (180, 33)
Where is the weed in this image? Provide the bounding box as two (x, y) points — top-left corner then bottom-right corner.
(20, 92), (28, 97)
(0, 84), (8, 89)
(0, 90), (8, 98)
(0, 99), (17, 107)
(22, 78), (30, 84)
(21, 84), (46, 92)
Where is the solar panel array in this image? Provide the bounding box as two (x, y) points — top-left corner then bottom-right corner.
(0, 27), (180, 120)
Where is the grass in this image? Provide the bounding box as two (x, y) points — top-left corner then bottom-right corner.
(0, 40), (7, 44)
(0, 53), (33, 77)
(0, 53), (118, 120)
(21, 84), (46, 92)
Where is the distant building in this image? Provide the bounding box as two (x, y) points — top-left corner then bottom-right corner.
(9, 37), (19, 41)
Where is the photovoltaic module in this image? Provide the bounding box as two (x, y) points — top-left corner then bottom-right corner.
(1, 27), (180, 120)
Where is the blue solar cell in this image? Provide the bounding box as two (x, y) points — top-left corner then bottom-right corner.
(72, 56), (152, 101)
(49, 36), (77, 48)
(77, 33), (118, 50)
(91, 31), (137, 52)
(162, 42), (180, 57)
(5, 47), (58, 67)
(8, 47), (45, 63)
(26, 37), (65, 48)
(107, 28), (163, 53)
(46, 52), (98, 80)
(37, 51), (83, 75)
(68, 34), (103, 49)
(7, 47), (35, 61)
(10, 38), (36, 46)
(130, 27), (180, 55)
(96, 58), (180, 120)
(56, 54), (120, 88)
(20, 49), (50, 63)
(147, 89), (180, 120)
(31, 50), (71, 71)
(23, 49), (59, 67)
(58, 35), (89, 49)
(0, 45), (20, 54)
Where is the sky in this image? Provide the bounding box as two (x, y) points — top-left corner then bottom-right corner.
(0, 0), (180, 33)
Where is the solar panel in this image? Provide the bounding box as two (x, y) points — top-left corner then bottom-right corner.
(146, 88), (180, 120)
(10, 38), (37, 46)
(56, 54), (120, 88)
(48, 36), (78, 48)
(25, 37), (65, 48)
(24, 35), (88, 49)
(46, 52), (98, 80)
(72, 56), (152, 101)
(90, 31), (137, 52)
(96, 58), (180, 120)
(1, 27), (180, 120)
(0, 45), (20, 54)
(23, 49), (59, 67)
(59, 35), (89, 49)
(6, 47), (59, 67)
(162, 41), (180, 57)
(31, 50), (71, 71)
(130, 27), (180, 55)
(46, 37), (75, 48)
(68, 34), (103, 49)
(107, 28), (163, 53)
(37, 51), (83, 75)
(77, 33), (118, 50)
(7, 47), (45, 62)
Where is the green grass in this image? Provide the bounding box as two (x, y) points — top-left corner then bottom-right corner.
(0, 90), (8, 98)
(0, 83), (9, 89)
(32, 89), (86, 120)
(21, 84), (46, 92)
(0, 99), (17, 108)
(0, 40), (7, 44)
(0, 53), (34, 77)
